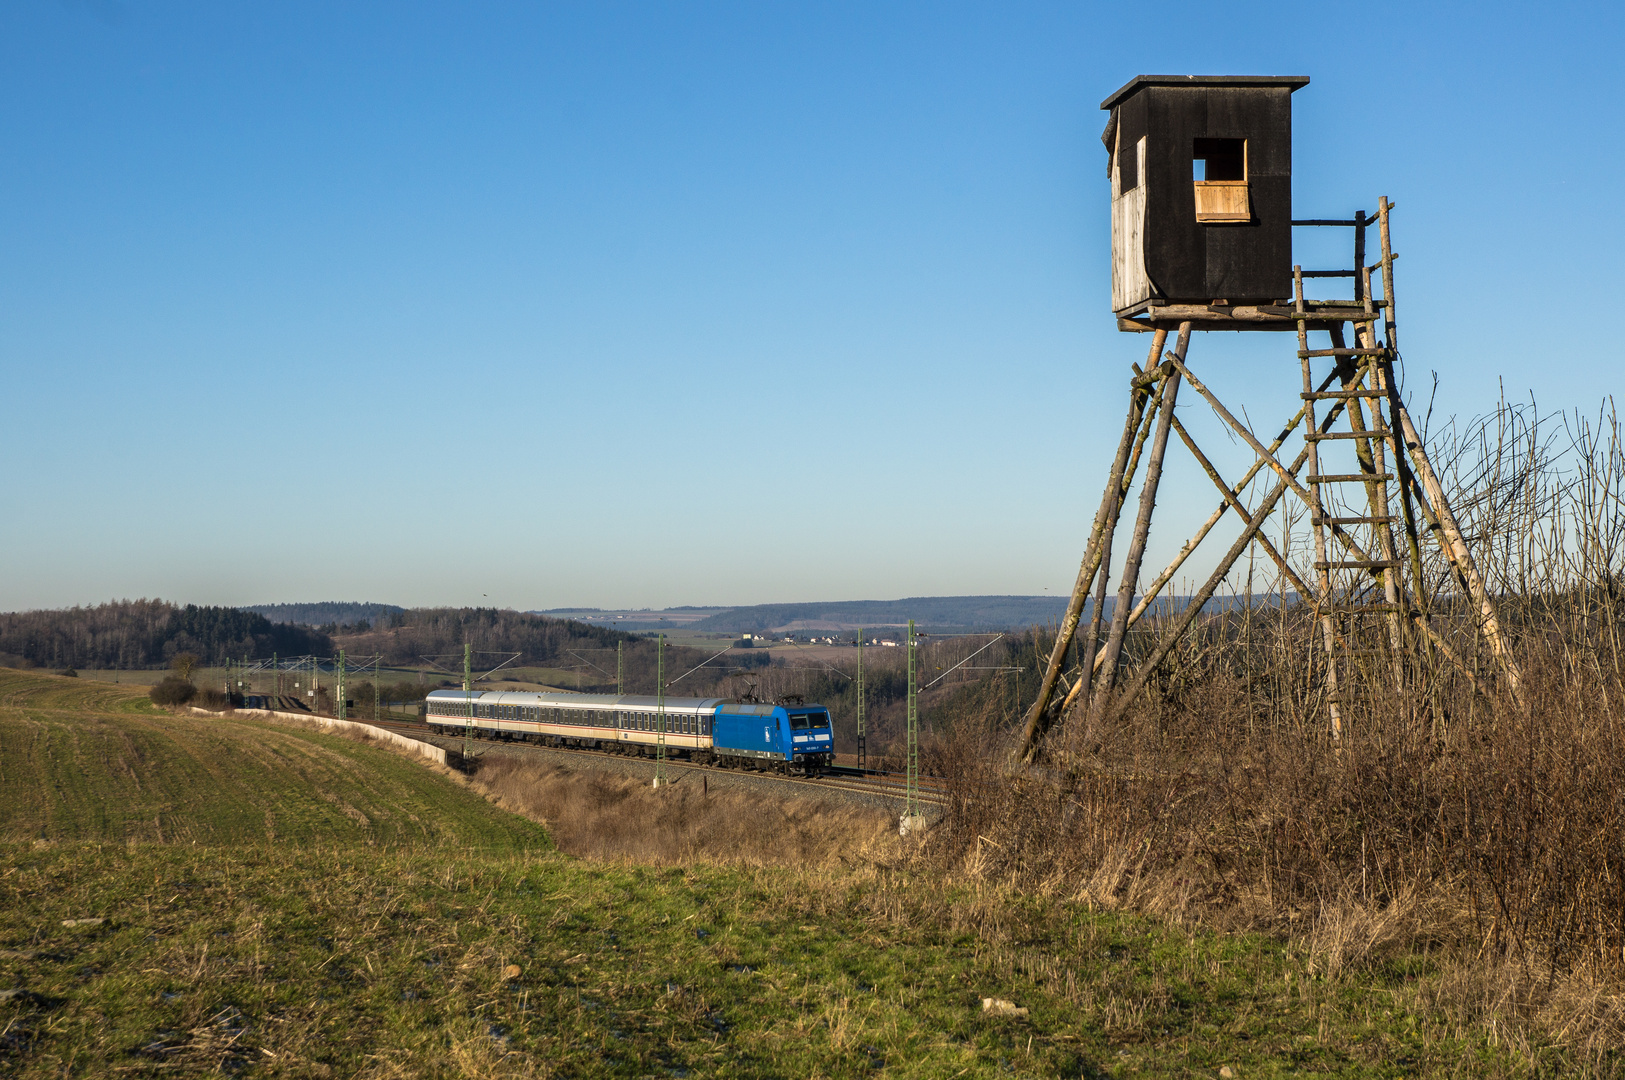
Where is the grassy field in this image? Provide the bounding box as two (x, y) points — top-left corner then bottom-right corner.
(0, 669), (1566, 1077)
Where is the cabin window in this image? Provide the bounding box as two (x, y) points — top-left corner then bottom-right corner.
(1192, 138), (1249, 223)
(1193, 138), (1245, 181)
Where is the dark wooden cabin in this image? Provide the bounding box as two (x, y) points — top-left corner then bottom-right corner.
(1102, 75), (1309, 315)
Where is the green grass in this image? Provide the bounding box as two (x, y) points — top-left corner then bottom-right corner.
(0, 669), (1578, 1077)
(0, 669), (544, 849)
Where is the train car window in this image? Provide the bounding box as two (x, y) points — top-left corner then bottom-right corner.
(790, 713), (812, 730)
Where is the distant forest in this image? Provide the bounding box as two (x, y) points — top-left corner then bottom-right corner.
(0, 600), (332, 670)
(244, 601), (405, 628)
(332, 607), (638, 668)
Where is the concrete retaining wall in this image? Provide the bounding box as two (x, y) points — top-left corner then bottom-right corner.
(192, 706), (448, 767)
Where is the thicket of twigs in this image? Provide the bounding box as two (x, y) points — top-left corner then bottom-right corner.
(924, 399), (1625, 1053)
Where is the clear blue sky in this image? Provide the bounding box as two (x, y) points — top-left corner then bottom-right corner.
(3, 1), (1620, 612)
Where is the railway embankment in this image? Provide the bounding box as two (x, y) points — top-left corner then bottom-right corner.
(218, 706), (448, 766)
(414, 725), (941, 817)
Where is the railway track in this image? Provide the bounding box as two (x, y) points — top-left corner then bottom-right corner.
(365, 716), (948, 807)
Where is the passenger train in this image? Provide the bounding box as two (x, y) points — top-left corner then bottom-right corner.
(424, 689), (835, 773)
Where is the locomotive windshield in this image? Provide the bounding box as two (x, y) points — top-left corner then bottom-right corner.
(789, 710), (830, 730)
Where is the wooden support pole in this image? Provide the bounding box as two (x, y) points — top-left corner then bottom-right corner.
(1377, 355), (1436, 671)
(1088, 323), (1190, 722)
(1391, 396), (1524, 702)
(1377, 197), (1521, 703)
(1014, 329), (1166, 761)
(1071, 510), (1118, 712)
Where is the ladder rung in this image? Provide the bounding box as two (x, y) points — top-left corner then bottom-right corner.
(1308, 473), (1394, 483)
(1313, 515), (1396, 525)
(1315, 559), (1404, 570)
(1303, 389), (1387, 400)
(1270, 306), (1382, 321)
(1305, 430), (1393, 441)
(1299, 348), (1387, 358)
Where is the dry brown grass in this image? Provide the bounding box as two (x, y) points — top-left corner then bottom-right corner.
(466, 754), (899, 867)
(919, 648), (1625, 1064)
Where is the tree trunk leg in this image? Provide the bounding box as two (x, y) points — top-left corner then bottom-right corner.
(1013, 329), (1165, 763)
(1089, 322), (1191, 725)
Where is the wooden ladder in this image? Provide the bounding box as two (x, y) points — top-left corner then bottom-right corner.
(1293, 203), (1415, 736)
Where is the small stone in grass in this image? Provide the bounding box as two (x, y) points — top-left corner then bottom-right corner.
(1220, 1068), (1236, 1078)
(503, 964), (521, 980)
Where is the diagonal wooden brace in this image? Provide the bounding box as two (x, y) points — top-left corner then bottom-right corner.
(1171, 415), (1315, 603)
(1165, 352), (1379, 569)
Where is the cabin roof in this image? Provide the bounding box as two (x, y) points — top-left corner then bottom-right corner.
(1100, 74), (1310, 111)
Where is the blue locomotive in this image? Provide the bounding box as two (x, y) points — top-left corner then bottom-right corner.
(423, 689), (834, 773)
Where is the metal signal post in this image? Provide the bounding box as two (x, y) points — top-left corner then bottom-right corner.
(654, 634), (667, 787)
(462, 642), (473, 762)
(856, 627), (866, 771)
(903, 619), (921, 830)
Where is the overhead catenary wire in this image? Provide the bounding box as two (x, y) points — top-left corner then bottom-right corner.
(922, 634), (1005, 689)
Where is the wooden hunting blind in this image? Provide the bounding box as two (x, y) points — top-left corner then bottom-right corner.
(1104, 75), (1309, 314)
(1013, 74), (1524, 764)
